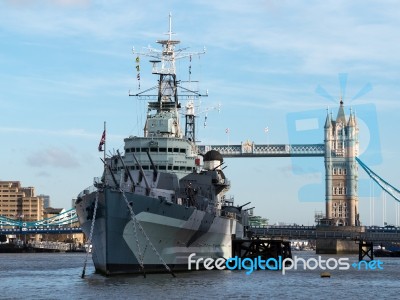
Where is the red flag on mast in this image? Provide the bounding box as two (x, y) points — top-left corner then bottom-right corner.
(98, 130), (106, 152)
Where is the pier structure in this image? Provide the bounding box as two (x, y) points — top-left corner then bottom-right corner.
(231, 238), (292, 264)
(249, 224), (400, 257)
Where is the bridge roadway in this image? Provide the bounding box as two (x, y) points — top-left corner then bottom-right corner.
(0, 227), (82, 235)
(248, 225), (400, 242)
(198, 143), (325, 157)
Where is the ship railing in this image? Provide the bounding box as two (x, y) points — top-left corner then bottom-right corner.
(152, 66), (175, 75)
(221, 195), (235, 206)
(215, 178), (230, 186)
(77, 185), (97, 198)
(221, 210), (236, 220)
(93, 177), (102, 186)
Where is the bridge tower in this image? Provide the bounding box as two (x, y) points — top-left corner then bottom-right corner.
(324, 99), (360, 226)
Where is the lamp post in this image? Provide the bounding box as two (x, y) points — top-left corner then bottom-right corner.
(264, 127), (269, 145)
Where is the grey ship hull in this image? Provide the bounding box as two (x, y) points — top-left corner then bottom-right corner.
(76, 188), (239, 275)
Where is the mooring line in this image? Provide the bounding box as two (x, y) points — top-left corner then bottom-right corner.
(81, 191), (99, 279)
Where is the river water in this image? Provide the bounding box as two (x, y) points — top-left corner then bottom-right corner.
(0, 251), (399, 299)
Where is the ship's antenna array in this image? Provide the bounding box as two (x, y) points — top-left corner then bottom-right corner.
(130, 13), (206, 100)
(168, 12), (173, 41)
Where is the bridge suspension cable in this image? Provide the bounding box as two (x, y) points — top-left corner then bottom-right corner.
(356, 157), (400, 202)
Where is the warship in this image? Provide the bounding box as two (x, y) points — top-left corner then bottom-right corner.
(75, 15), (250, 275)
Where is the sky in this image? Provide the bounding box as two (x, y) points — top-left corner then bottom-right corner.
(1, 0), (400, 226)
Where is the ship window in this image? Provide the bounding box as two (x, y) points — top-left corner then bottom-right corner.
(168, 166), (173, 170)
(168, 148), (173, 152)
(180, 166), (186, 170)
(130, 148), (136, 152)
(125, 148), (130, 153)
(150, 147), (158, 152)
(159, 166), (166, 170)
(173, 148), (179, 153)
(142, 165), (149, 170)
(186, 167), (193, 171)
(130, 166), (135, 170)
(135, 148), (140, 152)
(159, 148), (167, 152)
(180, 149), (186, 153)
(173, 166), (179, 170)
(141, 148), (149, 153)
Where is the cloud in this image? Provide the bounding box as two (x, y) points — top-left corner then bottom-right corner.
(52, 0), (90, 6)
(35, 171), (51, 177)
(3, 0), (399, 79)
(26, 147), (80, 168)
(0, 127), (95, 138)
(0, 1), (145, 39)
(5, 0), (91, 8)
(195, 1), (400, 77)
(0, 127), (126, 141)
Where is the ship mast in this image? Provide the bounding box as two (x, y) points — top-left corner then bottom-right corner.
(131, 13), (206, 141)
(153, 12), (180, 112)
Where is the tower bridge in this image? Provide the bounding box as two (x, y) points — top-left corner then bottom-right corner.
(197, 99), (400, 254)
(200, 100), (360, 228)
